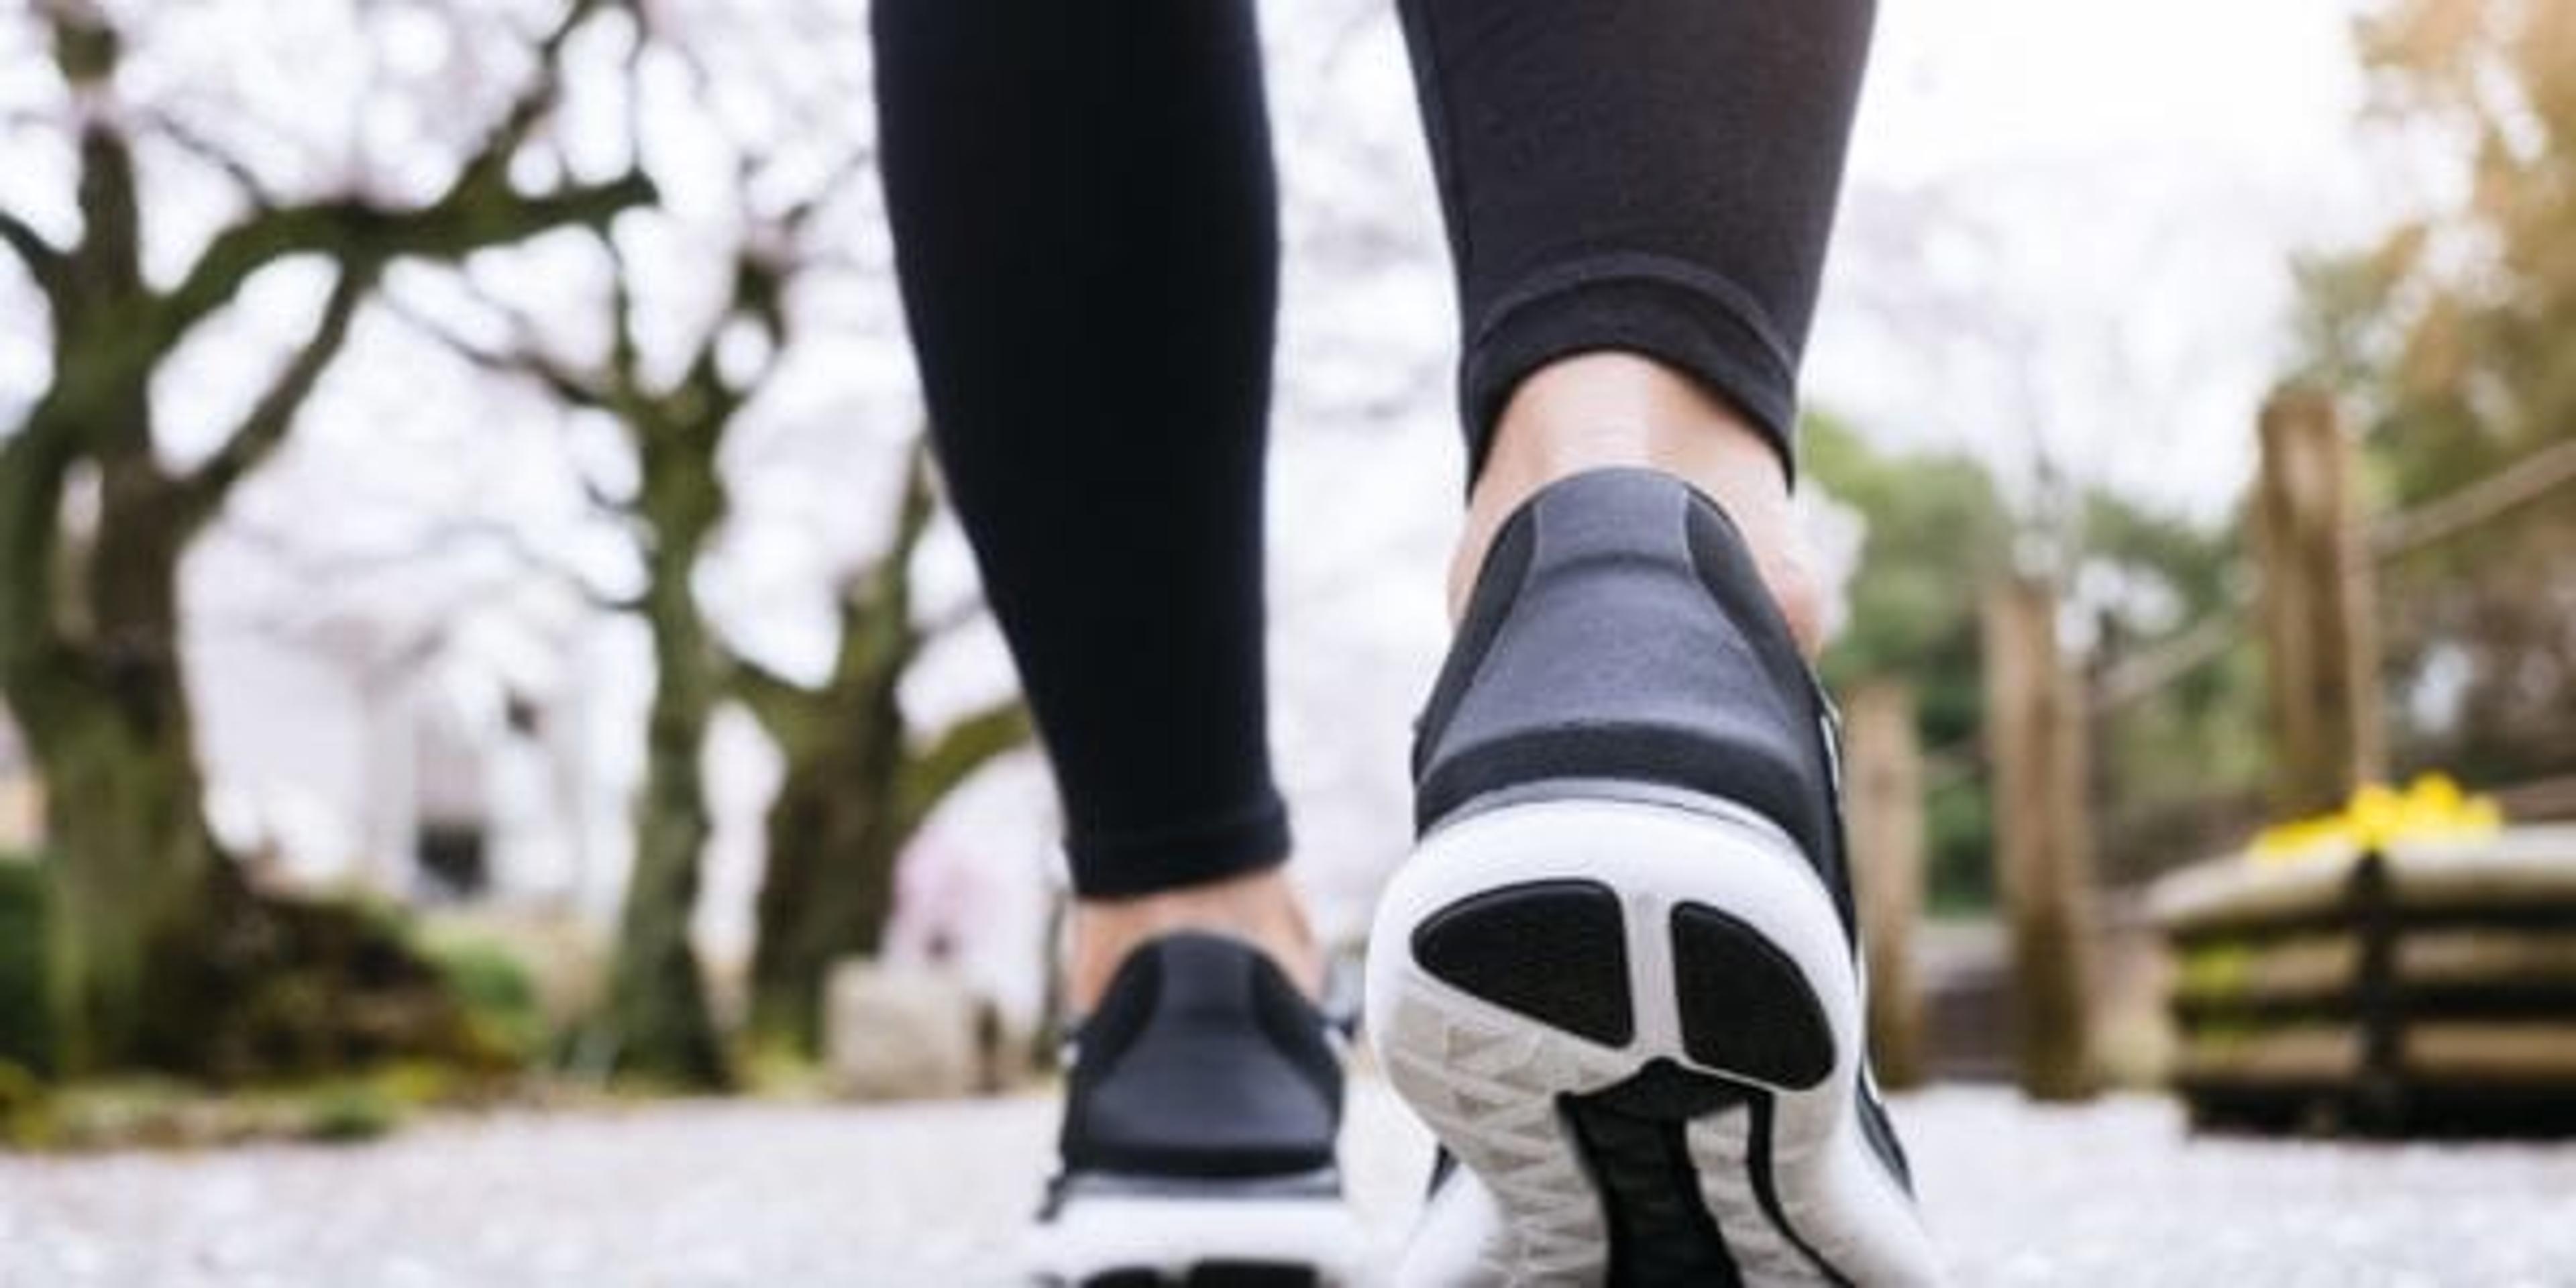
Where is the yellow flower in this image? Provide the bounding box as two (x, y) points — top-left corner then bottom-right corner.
(2248, 773), (2501, 865)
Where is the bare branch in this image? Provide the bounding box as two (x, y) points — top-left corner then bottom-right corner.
(386, 293), (612, 412)
(71, 121), (145, 305)
(142, 109), (278, 209)
(914, 594), (990, 647)
(604, 239), (645, 394)
(724, 654), (819, 745)
(888, 433), (939, 566)
(42, 1), (120, 91)
(771, 144), (877, 237)
(176, 262), (377, 532)
(425, 515), (649, 614)
(820, 435), (942, 641)
(728, 249), (790, 356)
(214, 511), (635, 614)
(156, 170), (653, 352)
(670, 290), (753, 421)
(0, 209), (66, 300)
(472, 0), (624, 170)
(580, 472), (635, 515)
(388, 289), (649, 542)
(821, 437), (938, 618)
(151, 0), (655, 350)
(896, 698), (1034, 836)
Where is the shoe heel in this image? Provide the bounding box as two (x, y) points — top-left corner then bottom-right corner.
(1371, 791), (1858, 1087)
(1371, 794), (1944, 1287)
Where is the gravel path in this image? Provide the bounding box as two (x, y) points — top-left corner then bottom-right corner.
(5, 1084), (2573, 1287)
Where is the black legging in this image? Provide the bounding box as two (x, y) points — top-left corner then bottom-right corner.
(875, 0), (1874, 898)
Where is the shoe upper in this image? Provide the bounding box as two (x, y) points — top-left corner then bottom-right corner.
(1412, 467), (1856, 941)
(1056, 931), (1344, 1182)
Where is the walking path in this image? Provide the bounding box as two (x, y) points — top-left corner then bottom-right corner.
(5, 1083), (2573, 1285)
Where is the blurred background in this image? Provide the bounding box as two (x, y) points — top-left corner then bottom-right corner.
(3, 0), (2575, 1282)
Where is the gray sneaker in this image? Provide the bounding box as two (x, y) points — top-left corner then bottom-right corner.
(1028, 932), (1363, 1286)
(1367, 469), (1942, 1287)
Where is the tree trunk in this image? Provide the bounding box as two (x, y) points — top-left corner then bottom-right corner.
(28, 674), (235, 1075)
(6, 417), (248, 1076)
(600, 555), (731, 1088)
(741, 689), (1030, 1057)
(596, 419), (731, 1089)
(0, 1), (653, 1082)
(745, 702), (904, 1057)
(732, 444), (1030, 1059)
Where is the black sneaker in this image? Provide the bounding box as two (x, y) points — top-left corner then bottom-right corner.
(1365, 468), (1943, 1286)
(1028, 931), (1364, 1286)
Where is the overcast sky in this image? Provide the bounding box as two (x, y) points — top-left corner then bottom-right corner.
(1812, 0), (2393, 521)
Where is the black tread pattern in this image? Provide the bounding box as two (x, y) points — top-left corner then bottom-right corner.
(1560, 1061), (1859, 1288)
(1073, 1265), (1319, 1287)
(1563, 1060), (1749, 1287)
(1413, 879), (1635, 1046)
(1670, 904), (1835, 1089)
(1185, 1264), (1322, 1287)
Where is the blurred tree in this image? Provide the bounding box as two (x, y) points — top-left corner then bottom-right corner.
(419, 225), (791, 1089)
(1807, 416), (2013, 910)
(418, 30), (1026, 1073)
(0, 856), (52, 1077)
(731, 443), (1030, 1056)
(2290, 0), (2576, 786)
(1811, 415), (2269, 899)
(732, 443), (1030, 1059)
(2077, 493), (2268, 881)
(0, 0), (649, 1075)
(1810, 417), (2015, 736)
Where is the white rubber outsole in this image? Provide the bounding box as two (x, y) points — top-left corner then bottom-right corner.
(1364, 796), (1943, 1287)
(1025, 1188), (1367, 1285)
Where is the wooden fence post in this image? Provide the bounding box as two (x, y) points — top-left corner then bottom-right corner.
(1983, 576), (2099, 1101)
(2254, 388), (2386, 818)
(1845, 681), (1927, 1089)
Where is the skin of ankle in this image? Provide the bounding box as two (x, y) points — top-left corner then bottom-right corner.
(1452, 351), (1825, 655)
(1067, 865), (1324, 1012)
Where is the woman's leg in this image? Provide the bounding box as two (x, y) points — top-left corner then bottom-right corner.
(1375, 5), (1943, 1283)
(873, 0), (1313, 1008)
(1397, 0), (1875, 641)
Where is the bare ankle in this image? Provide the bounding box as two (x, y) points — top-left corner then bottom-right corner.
(1452, 352), (1825, 653)
(1067, 866), (1323, 1012)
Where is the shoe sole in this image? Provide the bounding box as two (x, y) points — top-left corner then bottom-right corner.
(1027, 1187), (1364, 1287)
(1366, 794), (1943, 1286)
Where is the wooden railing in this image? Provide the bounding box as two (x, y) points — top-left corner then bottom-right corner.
(1849, 389), (2576, 1113)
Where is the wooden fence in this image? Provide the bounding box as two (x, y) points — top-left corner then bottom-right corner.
(1851, 388), (2576, 1120)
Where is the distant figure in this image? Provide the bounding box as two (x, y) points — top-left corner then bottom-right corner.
(872, 1), (1939, 1283)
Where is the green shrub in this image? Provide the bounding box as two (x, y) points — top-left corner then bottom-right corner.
(0, 1059), (49, 1146)
(421, 932), (545, 1067)
(0, 855), (51, 1078)
(299, 1079), (403, 1143)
